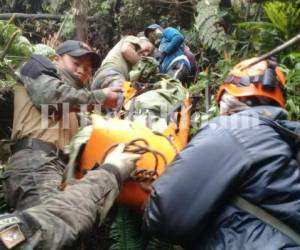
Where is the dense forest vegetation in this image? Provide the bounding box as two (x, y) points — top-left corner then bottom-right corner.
(0, 0), (299, 121)
(0, 0), (299, 249)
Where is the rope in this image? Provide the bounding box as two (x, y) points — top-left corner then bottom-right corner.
(152, 131), (178, 155)
(102, 138), (168, 192)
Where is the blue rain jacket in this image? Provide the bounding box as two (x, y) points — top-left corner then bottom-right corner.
(159, 27), (191, 73)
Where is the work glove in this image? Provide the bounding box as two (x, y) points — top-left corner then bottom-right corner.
(103, 144), (141, 182)
(102, 86), (123, 108)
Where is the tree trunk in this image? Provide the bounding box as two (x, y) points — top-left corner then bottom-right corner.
(74, 0), (89, 42)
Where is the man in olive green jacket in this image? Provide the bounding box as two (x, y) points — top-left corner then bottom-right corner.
(4, 40), (122, 212)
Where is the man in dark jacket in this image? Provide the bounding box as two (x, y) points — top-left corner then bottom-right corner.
(143, 57), (300, 249)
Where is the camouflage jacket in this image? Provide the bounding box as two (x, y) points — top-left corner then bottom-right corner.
(19, 54), (107, 112)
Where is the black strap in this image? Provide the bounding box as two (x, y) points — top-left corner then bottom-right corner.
(11, 138), (68, 163)
(259, 116), (300, 164)
(259, 116), (300, 141)
(166, 101), (182, 124)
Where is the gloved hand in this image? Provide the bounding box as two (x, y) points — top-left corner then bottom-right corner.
(102, 86), (123, 108)
(103, 144), (141, 182)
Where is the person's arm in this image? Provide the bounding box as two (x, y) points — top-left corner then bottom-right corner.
(121, 36), (142, 65)
(159, 27), (184, 55)
(18, 168), (119, 250)
(19, 55), (121, 111)
(14, 144), (140, 249)
(143, 124), (250, 244)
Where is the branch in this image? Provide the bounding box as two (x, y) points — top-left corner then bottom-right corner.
(0, 30), (21, 62)
(242, 33), (300, 69)
(0, 13), (97, 22)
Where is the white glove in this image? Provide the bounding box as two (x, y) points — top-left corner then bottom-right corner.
(103, 144), (141, 181)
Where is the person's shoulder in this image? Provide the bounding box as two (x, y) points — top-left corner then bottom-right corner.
(123, 35), (140, 45)
(20, 54), (57, 79)
(164, 27), (181, 34)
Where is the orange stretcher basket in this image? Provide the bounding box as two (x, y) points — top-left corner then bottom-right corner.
(77, 94), (191, 209)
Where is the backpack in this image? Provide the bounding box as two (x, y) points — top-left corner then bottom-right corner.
(183, 44), (197, 75)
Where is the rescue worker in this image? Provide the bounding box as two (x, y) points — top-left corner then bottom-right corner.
(3, 40), (122, 211)
(92, 36), (154, 90)
(0, 143), (141, 249)
(144, 24), (195, 83)
(143, 57), (300, 249)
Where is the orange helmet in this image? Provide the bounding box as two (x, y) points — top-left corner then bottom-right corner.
(216, 57), (286, 107)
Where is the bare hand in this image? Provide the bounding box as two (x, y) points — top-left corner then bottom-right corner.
(102, 87), (123, 108)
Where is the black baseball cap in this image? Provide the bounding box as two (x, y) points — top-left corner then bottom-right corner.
(56, 40), (101, 69)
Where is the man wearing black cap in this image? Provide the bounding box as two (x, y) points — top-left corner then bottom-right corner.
(3, 40), (122, 213)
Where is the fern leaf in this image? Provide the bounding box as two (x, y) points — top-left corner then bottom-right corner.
(264, 1), (300, 37)
(109, 204), (146, 250)
(195, 0), (237, 55)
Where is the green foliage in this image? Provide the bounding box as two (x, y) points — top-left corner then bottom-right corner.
(58, 10), (76, 41)
(189, 58), (234, 132)
(0, 1), (299, 249)
(42, 0), (70, 13)
(194, 0), (234, 55)
(182, 26), (201, 54)
(264, 0), (300, 38)
(286, 68), (300, 120)
(108, 204), (182, 250)
(85, 0), (116, 58)
(0, 20), (55, 88)
(109, 205), (145, 249)
(0, 62), (17, 87)
(32, 43), (55, 58)
(0, 22), (33, 60)
(0, 21), (33, 87)
(117, 0), (154, 35)
(234, 21), (281, 56)
(116, 0), (195, 36)
(230, 0), (262, 19)
(227, 0), (300, 61)
(280, 53), (300, 120)
(90, 0), (112, 14)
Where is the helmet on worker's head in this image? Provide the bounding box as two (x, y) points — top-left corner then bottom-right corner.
(216, 57), (286, 107)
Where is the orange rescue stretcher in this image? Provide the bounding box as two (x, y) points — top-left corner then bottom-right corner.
(77, 82), (191, 209)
